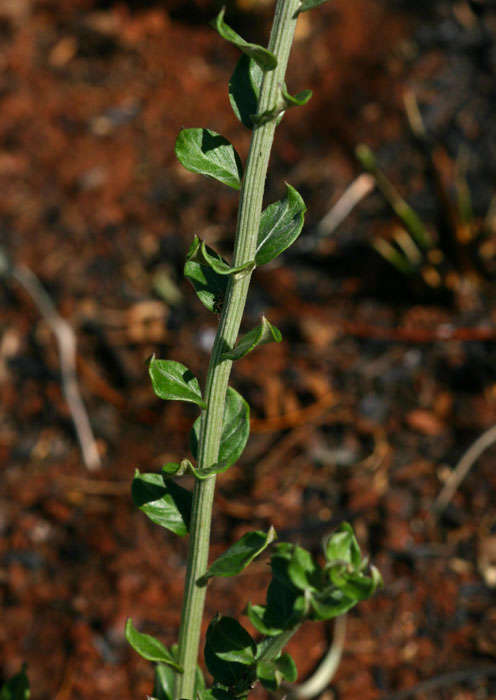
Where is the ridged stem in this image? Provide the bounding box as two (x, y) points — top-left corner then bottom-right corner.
(174, 2), (301, 698)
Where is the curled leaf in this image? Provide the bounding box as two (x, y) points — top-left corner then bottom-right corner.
(229, 55), (263, 128)
(184, 237), (228, 313)
(212, 8), (277, 72)
(200, 240), (255, 276)
(281, 87), (312, 108)
(175, 128), (243, 190)
(256, 184), (306, 264)
(132, 471), (192, 536)
(221, 316), (282, 361)
(149, 357), (205, 408)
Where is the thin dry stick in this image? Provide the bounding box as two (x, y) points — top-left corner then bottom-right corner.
(316, 174), (375, 239)
(12, 264), (101, 471)
(287, 615), (347, 700)
(433, 423), (496, 513)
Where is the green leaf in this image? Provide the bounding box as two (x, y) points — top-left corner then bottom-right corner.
(256, 654), (297, 691)
(161, 462), (181, 475)
(275, 653), (298, 683)
(184, 237), (228, 313)
(294, 0), (329, 16)
(221, 316), (282, 361)
(309, 587), (356, 620)
(256, 184), (306, 265)
(198, 527), (276, 584)
(125, 619), (182, 670)
(323, 522), (362, 569)
(229, 55), (263, 128)
(1, 665), (30, 700)
(256, 661), (280, 691)
(132, 471), (192, 536)
(153, 663), (175, 700)
(212, 8), (277, 72)
(175, 128), (243, 190)
(205, 616), (257, 686)
(245, 603), (282, 636)
(281, 86), (313, 108)
(190, 387), (250, 471)
(287, 545), (319, 591)
(149, 357), (204, 408)
(200, 240), (255, 276)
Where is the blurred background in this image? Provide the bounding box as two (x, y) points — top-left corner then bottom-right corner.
(1, 0), (496, 697)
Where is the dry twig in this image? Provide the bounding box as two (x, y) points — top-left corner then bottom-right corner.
(433, 424), (496, 513)
(12, 264), (101, 470)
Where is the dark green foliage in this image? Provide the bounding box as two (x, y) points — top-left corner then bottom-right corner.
(0, 666), (30, 700)
(205, 616), (257, 687)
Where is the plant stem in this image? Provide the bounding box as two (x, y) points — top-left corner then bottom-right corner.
(174, 2), (301, 698)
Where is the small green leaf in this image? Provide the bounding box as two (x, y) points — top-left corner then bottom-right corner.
(221, 316), (282, 361)
(212, 8), (277, 72)
(191, 387), (250, 471)
(251, 86), (311, 127)
(245, 603), (282, 636)
(205, 616), (257, 686)
(1, 665), (30, 700)
(294, 0), (329, 17)
(309, 588), (356, 620)
(184, 242), (228, 313)
(323, 522), (362, 569)
(256, 653), (297, 691)
(275, 653), (298, 683)
(199, 527), (276, 584)
(287, 545), (319, 591)
(175, 128), (243, 190)
(153, 663), (175, 700)
(256, 184), (306, 265)
(132, 471), (192, 536)
(256, 660), (280, 691)
(149, 357), (204, 408)
(229, 55), (263, 128)
(281, 87), (313, 108)
(125, 619), (182, 670)
(161, 462), (181, 475)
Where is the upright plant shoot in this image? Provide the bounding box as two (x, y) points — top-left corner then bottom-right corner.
(127, 2), (381, 699)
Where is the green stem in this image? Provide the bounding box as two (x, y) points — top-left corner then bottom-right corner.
(174, 2), (301, 698)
